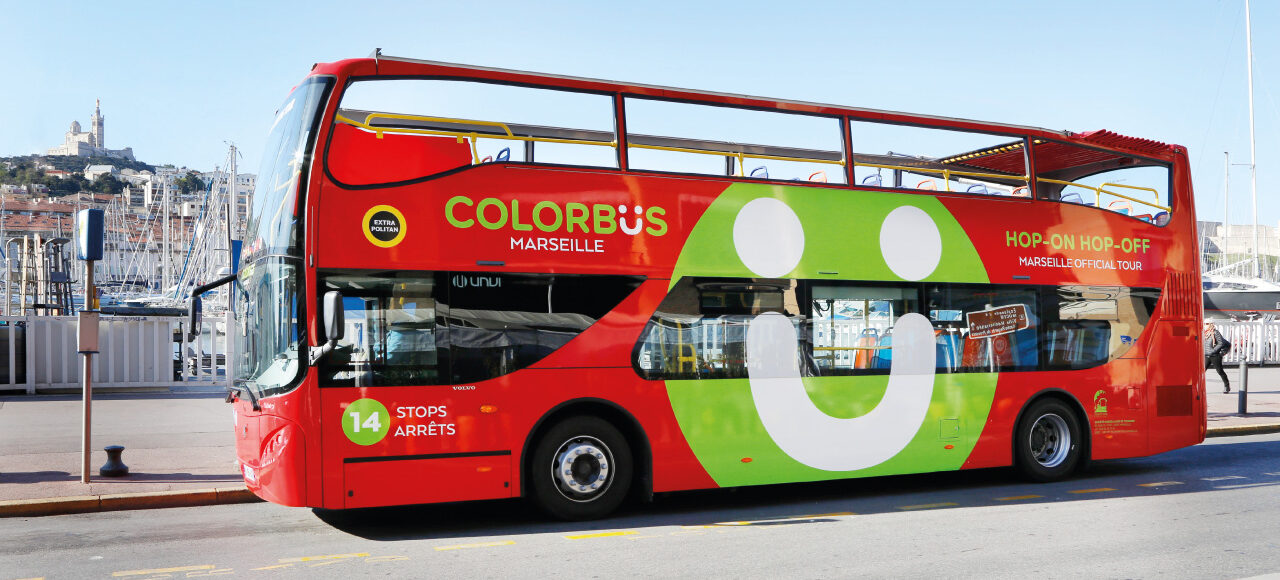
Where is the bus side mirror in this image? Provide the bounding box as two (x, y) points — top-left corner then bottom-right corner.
(187, 296), (202, 342)
(323, 291), (344, 345)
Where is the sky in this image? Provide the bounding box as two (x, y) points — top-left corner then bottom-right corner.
(3, 0), (1278, 228)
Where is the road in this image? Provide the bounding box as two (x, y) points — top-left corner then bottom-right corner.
(4, 434), (1280, 579)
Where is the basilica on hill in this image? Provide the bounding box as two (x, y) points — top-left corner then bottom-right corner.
(46, 99), (135, 161)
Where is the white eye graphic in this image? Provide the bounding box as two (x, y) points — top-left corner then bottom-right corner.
(734, 200), (940, 471)
(880, 205), (942, 281)
(732, 198), (804, 278)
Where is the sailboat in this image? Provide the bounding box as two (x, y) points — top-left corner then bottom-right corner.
(1203, 0), (1277, 320)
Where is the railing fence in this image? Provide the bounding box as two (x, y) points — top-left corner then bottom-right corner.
(0, 312), (233, 394)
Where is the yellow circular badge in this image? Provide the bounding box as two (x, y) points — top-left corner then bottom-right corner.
(363, 205), (407, 248)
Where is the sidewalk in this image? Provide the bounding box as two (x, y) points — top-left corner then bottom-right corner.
(3, 369), (1280, 518)
(0, 390), (256, 517)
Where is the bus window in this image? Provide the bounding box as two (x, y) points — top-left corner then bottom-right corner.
(634, 277), (802, 380)
(926, 284), (1039, 373)
(1043, 286), (1159, 370)
(850, 120), (1029, 196)
(1033, 140), (1171, 224)
(328, 79), (617, 186)
(624, 97), (845, 183)
(444, 273), (642, 384)
(319, 272), (447, 387)
(808, 283), (919, 375)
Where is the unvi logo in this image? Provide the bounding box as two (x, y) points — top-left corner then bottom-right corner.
(444, 196), (668, 236)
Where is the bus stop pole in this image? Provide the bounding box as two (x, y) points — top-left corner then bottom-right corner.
(80, 261), (94, 483)
(76, 208), (103, 485)
(1238, 356), (1249, 415)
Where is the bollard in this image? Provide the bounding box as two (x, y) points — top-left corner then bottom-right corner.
(100, 445), (129, 477)
(1238, 359), (1249, 415)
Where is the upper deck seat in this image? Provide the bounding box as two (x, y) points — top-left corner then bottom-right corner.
(966, 184), (990, 195)
(750, 166), (769, 179)
(861, 174), (883, 187)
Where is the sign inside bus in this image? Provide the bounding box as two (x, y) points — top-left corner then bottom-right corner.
(444, 195), (668, 254)
(965, 304), (1030, 339)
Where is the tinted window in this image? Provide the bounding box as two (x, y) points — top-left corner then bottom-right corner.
(320, 270), (641, 386)
(634, 278), (801, 380)
(926, 284), (1039, 373)
(810, 284), (919, 375)
(1043, 286), (1159, 369)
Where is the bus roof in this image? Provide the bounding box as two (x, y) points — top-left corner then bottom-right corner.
(342, 51), (1179, 158)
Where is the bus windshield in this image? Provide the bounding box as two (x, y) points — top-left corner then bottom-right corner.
(235, 77), (331, 398)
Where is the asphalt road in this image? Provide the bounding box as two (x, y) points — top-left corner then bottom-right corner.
(4, 434), (1280, 579)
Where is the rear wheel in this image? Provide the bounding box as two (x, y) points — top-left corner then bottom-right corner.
(1015, 398), (1083, 482)
(530, 416), (633, 520)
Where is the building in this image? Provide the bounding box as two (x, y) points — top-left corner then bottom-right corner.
(46, 100), (136, 161)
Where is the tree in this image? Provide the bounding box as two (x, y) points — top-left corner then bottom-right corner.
(177, 171), (206, 194)
(91, 173), (123, 195)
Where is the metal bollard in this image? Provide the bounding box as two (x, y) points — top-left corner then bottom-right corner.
(1238, 359), (1249, 415)
(100, 445), (129, 477)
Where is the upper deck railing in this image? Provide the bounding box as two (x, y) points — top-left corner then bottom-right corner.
(321, 57), (1179, 223)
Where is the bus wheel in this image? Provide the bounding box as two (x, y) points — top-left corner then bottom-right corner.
(1015, 398), (1083, 482)
(530, 416), (633, 521)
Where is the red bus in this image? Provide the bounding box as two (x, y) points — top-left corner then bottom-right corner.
(220, 52), (1204, 520)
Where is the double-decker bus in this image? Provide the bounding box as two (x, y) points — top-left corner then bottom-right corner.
(222, 52), (1204, 520)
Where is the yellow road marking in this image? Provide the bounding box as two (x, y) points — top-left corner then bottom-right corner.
(1202, 476), (1245, 481)
(251, 564), (294, 571)
(564, 531), (637, 540)
(1138, 481), (1184, 487)
(708, 511), (855, 527)
(898, 502), (958, 510)
(996, 495), (1042, 501)
(15, 577), (45, 580)
(364, 556), (410, 563)
(113, 565), (215, 577)
(186, 570), (233, 577)
(278, 553), (368, 563)
(434, 540), (515, 551)
(309, 561), (342, 567)
(1068, 488), (1116, 494)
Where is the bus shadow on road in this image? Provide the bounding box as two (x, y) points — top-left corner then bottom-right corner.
(312, 437), (1280, 542)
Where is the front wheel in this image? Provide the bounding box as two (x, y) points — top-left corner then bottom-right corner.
(1015, 398), (1084, 482)
(530, 416), (633, 520)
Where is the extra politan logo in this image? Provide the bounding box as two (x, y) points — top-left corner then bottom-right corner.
(363, 205), (406, 248)
(444, 195), (668, 254)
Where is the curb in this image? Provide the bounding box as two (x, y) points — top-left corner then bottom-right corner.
(0, 486), (261, 518)
(1206, 423), (1280, 438)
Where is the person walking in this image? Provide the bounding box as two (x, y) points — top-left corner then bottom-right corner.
(1204, 322), (1232, 393)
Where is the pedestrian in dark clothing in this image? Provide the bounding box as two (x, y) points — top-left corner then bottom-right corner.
(1204, 322), (1231, 393)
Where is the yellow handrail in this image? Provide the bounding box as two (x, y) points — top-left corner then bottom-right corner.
(334, 113), (617, 165)
(627, 142), (845, 172)
(854, 161), (1028, 192)
(1037, 178), (1170, 213)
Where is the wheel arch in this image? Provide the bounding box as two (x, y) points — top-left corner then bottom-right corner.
(519, 398), (652, 500)
(1012, 388), (1093, 466)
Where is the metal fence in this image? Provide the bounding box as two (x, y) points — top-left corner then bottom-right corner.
(1214, 320), (1280, 365)
(0, 312), (234, 394)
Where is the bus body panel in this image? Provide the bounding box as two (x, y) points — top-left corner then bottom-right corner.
(232, 57), (1205, 512)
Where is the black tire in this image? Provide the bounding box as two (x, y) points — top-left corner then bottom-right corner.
(1015, 398), (1084, 482)
(529, 415), (633, 521)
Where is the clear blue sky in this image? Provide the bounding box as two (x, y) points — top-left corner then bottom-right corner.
(4, 0), (1277, 227)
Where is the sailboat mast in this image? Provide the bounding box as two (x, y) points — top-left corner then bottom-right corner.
(1224, 151), (1231, 269)
(1247, 0), (1260, 277)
